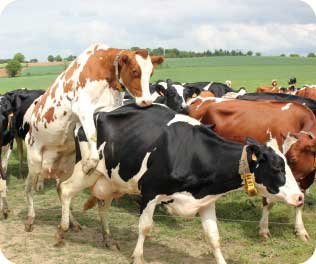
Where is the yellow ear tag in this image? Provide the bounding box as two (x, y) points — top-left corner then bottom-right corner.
(241, 173), (258, 197)
(252, 153), (257, 161)
(192, 93), (197, 98)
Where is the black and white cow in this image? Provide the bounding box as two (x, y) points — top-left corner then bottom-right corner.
(55, 103), (303, 264)
(0, 89), (44, 219)
(125, 79), (201, 113)
(184, 81), (247, 98)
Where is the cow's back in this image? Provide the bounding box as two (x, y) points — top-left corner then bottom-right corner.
(196, 100), (315, 145)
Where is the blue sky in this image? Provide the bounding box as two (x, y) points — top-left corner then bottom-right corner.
(0, 0), (315, 60)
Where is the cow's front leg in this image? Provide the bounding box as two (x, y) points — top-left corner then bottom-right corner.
(73, 107), (99, 174)
(199, 202), (226, 264)
(259, 198), (274, 239)
(132, 198), (158, 264)
(295, 204), (309, 241)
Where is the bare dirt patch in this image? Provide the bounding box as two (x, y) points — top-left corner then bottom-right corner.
(0, 69), (7, 77)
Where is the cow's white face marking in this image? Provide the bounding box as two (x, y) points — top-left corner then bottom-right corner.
(256, 138), (302, 205)
(281, 103), (292, 111)
(173, 84), (187, 108)
(134, 55), (153, 106)
(167, 114), (201, 126)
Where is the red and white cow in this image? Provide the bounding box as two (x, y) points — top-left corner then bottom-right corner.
(24, 43), (163, 231)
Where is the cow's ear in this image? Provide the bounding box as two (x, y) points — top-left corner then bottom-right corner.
(151, 56), (164, 68)
(155, 85), (167, 96)
(119, 54), (129, 66)
(247, 144), (263, 163)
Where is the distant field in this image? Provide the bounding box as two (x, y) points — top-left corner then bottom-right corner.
(0, 56), (315, 93)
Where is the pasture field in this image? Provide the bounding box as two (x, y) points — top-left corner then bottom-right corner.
(1, 56), (316, 264)
(0, 56), (316, 92)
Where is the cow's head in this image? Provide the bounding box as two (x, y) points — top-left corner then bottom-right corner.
(154, 80), (201, 113)
(245, 137), (303, 207)
(282, 132), (316, 190)
(118, 49), (164, 107)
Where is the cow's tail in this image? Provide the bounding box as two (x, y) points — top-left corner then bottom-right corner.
(83, 195), (98, 212)
(23, 100), (36, 127)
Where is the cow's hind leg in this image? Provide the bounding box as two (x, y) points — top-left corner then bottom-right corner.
(97, 198), (120, 250)
(16, 137), (24, 179)
(199, 202), (226, 264)
(0, 179), (8, 219)
(295, 204), (309, 241)
(25, 172), (38, 231)
(55, 163), (101, 247)
(259, 198), (274, 239)
(132, 198), (158, 264)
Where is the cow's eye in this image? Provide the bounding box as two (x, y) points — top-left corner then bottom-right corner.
(131, 69), (138, 77)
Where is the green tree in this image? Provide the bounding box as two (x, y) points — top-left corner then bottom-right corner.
(5, 60), (22, 77)
(65, 55), (76, 61)
(30, 58), (38, 63)
(48, 55), (54, 62)
(307, 52), (316, 58)
(13, 52), (25, 63)
(255, 52), (261, 56)
(280, 54), (286, 57)
(290, 54), (300, 57)
(246, 51), (253, 56)
(55, 55), (62, 62)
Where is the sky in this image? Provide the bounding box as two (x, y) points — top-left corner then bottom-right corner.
(0, 0), (316, 60)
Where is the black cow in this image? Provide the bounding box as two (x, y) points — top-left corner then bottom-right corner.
(56, 104), (303, 264)
(0, 89), (44, 219)
(184, 81), (247, 97)
(237, 92), (316, 115)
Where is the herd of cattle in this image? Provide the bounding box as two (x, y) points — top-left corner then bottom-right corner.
(0, 43), (316, 264)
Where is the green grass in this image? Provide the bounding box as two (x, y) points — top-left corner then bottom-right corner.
(2, 157), (316, 264)
(0, 56), (316, 93)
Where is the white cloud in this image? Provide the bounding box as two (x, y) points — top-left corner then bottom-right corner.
(191, 23), (316, 54)
(0, 0), (315, 60)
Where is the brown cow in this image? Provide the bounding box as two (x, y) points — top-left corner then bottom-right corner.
(257, 80), (279, 93)
(188, 96), (316, 241)
(295, 86), (316, 100)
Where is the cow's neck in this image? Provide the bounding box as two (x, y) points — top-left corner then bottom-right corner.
(198, 133), (245, 196)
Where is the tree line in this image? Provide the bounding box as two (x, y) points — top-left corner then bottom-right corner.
(2, 49), (316, 78)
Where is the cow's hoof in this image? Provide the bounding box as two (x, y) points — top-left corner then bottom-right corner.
(35, 181), (44, 192)
(82, 158), (99, 175)
(259, 230), (272, 239)
(70, 222), (82, 232)
(3, 210), (8, 219)
(54, 240), (66, 248)
(296, 230), (310, 242)
(103, 237), (120, 251)
(25, 216), (34, 232)
(132, 256), (145, 264)
(25, 223), (34, 232)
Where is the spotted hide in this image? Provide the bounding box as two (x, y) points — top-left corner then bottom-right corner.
(24, 43), (164, 232)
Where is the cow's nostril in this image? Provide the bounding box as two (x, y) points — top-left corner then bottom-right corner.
(298, 194), (304, 203)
